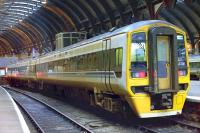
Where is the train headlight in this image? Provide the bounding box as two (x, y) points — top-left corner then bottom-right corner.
(178, 70), (187, 76)
(131, 86), (148, 94)
(179, 83), (188, 90)
(131, 71), (146, 78)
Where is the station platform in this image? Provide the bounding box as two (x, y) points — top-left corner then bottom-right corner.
(0, 86), (30, 133)
(187, 81), (200, 103)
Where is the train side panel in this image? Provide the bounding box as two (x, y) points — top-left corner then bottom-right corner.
(35, 33), (128, 95)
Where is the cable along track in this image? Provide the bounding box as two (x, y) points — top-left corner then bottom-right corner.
(7, 88), (93, 133)
(136, 117), (200, 133)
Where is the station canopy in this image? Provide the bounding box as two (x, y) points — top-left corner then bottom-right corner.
(0, 0), (46, 32)
(0, 0), (199, 56)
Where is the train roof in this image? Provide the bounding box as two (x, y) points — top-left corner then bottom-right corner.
(108, 20), (174, 35)
(81, 20), (174, 43)
(42, 20), (175, 56)
(8, 20), (177, 67)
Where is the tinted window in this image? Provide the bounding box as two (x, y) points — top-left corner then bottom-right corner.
(177, 34), (187, 76)
(131, 32), (147, 78)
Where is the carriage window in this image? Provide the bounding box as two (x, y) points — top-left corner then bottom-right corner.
(131, 32), (147, 78)
(115, 48), (123, 77)
(177, 34), (187, 76)
(115, 48), (123, 67)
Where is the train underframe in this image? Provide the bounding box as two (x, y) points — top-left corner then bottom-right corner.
(6, 77), (185, 118)
(6, 78), (133, 117)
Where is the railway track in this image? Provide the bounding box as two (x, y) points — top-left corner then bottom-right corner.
(136, 125), (160, 133)
(183, 102), (200, 122)
(5, 87), (93, 133)
(4, 86), (200, 133)
(164, 117), (200, 131)
(135, 117), (200, 133)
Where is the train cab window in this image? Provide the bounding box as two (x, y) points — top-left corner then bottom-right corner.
(177, 34), (187, 76)
(130, 32), (147, 78)
(0, 69), (5, 76)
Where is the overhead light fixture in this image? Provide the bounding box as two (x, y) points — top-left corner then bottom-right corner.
(42, 0), (47, 4)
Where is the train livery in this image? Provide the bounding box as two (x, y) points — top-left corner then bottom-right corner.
(5, 20), (190, 118)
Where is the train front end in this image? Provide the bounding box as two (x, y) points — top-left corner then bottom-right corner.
(126, 23), (190, 118)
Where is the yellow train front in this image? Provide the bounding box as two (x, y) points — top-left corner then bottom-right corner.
(125, 21), (189, 117)
(5, 20), (190, 118)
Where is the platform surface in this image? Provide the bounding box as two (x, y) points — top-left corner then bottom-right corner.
(187, 81), (200, 102)
(0, 86), (30, 133)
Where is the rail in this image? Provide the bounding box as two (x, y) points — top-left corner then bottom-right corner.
(4, 86), (93, 133)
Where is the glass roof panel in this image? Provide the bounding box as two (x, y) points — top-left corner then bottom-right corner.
(0, 0), (46, 32)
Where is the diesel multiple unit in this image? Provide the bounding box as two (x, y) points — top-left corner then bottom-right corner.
(5, 20), (190, 118)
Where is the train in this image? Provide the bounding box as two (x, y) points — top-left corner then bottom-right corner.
(0, 67), (6, 76)
(189, 55), (200, 80)
(5, 20), (190, 118)
(0, 67), (7, 85)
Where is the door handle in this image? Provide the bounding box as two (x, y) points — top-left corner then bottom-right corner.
(166, 63), (170, 67)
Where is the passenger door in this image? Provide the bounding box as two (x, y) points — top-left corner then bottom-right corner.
(149, 27), (179, 93)
(102, 39), (112, 92)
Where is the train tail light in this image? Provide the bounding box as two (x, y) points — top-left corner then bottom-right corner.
(13, 72), (20, 77)
(131, 86), (148, 93)
(178, 70), (187, 76)
(132, 71), (146, 78)
(179, 83), (188, 90)
(36, 72), (44, 76)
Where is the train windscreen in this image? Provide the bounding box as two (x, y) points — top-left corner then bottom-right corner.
(177, 34), (187, 76)
(130, 32), (147, 78)
(0, 69), (5, 76)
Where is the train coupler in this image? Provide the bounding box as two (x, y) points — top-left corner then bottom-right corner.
(151, 93), (173, 110)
